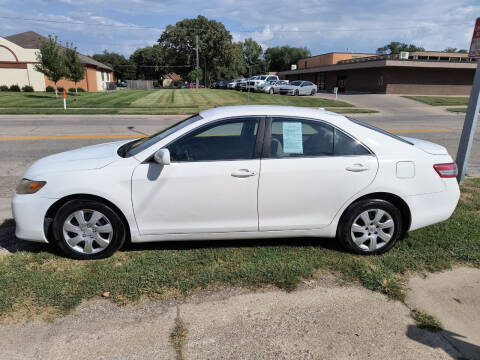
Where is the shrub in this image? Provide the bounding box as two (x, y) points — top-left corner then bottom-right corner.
(46, 85), (55, 92)
(68, 87), (85, 93)
(9, 84), (21, 92)
(0, 85), (8, 91)
(22, 85), (34, 92)
(57, 87), (64, 93)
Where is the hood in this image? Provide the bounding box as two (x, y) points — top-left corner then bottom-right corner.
(401, 136), (448, 155)
(24, 139), (132, 179)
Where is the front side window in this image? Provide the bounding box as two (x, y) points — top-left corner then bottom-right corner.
(269, 118), (370, 158)
(168, 118), (259, 162)
(290, 81), (302, 86)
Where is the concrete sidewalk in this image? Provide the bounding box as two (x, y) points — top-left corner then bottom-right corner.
(2, 268), (479, 360)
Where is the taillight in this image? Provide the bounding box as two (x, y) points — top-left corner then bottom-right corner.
(433, 163), (457, 178)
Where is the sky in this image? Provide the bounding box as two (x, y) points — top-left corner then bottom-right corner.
(0, 0), (478, 57)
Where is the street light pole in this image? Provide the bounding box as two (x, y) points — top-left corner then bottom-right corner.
(195, 34), (199, 89)
(456, 61), (480, 182)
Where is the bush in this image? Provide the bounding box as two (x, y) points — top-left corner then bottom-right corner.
(57, 87), (64, 93)
(46, 85), (55, 92)
(22, 85), (34, 92)
(9, 84), (20, 92)
(68, 87), (85, 93)
(0, 85), (8, 91)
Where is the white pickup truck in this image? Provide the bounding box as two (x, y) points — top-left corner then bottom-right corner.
(246, 74), (279, 92)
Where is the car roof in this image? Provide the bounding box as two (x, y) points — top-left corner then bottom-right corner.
(199, 105), (345, 123)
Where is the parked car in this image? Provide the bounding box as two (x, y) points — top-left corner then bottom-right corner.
(117, 81), (127, 88)
(246, 75), (279, 92)
(216, 80), (230, 89)
(240, 76), (257, 91)
(279, 80), (317, 96)
(13, 105), (460, 259)
(257, 80), (289, 94)
(228, 78), (244, 89)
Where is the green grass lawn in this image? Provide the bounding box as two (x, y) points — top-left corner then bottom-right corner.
(446, 107), (468, 113)
(0, 179), (478, 321)
(0, 89), (359, 115)
(403, 96), (469, 106)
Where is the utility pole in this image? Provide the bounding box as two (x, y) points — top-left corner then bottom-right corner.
(195, 33), (199, 89)
(456, 17), (480, 182)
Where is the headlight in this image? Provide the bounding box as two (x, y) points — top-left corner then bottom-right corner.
(16, 179), (46, 194)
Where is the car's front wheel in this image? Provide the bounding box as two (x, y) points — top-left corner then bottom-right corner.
(337, 199), (402, 255)
(52, 199), (126, 259)
(269, 88), (274, 94)
(295, 90), (299, 96)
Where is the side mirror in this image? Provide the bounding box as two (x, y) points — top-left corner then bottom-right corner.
(153, 148), (170, 165)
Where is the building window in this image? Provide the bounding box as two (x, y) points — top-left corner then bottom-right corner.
(304, 60), (308, 68)
(101, 72), (105, 81)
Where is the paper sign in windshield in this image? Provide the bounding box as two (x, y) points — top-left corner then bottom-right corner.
(282, 122), (303, 154)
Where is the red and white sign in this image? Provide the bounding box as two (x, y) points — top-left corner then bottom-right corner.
(469, 17), (480, 58)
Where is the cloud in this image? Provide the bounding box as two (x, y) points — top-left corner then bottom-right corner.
(1, 0), (479, 56)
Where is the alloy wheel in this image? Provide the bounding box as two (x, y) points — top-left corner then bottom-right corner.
(62, 209), (113, 254)
(350, 209), (394, 251)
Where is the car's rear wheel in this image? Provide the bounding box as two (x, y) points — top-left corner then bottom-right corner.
(310, 89), (316, 95)
(52, 199), (126, 259)
(295, 90), (299, 96)
(337, 199), (402, 255)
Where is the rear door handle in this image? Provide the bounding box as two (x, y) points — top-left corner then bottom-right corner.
(346, 163), (369, 172)
(231, 169), (256, 178)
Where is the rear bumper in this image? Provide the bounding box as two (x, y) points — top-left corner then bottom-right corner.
(407, 178), (460, 231)
(12, 193), (57, 243)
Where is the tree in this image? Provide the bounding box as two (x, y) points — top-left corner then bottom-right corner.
(158, 15), (233, 82)
(242, 38), (263, 75)
(187, 67), (203, 83)
(64, 43), (85, 95)
(92, 51), (136, 80)
(443, 47), (468, 53)
(264, 45), (311, 72)
(129, 45), (166, 80)
(35, 35), (66, 97)
(376, 42), (425, 54)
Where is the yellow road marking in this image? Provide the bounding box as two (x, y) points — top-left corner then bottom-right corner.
(0, 134), (145, 141)
(388, 128), (453, 134)
(0, 128), (455, 141)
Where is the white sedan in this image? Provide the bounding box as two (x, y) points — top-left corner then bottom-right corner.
(279, 80), (317, 96)
(12, 106), (460, 259)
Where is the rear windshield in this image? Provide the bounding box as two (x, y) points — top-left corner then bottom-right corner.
(290, 81), (302, 86)
(348, 118), (413, 145)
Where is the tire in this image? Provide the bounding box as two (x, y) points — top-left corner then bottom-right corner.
(310, 89), (316, 96)
(295, 90), (299, 96)
(336, 199), (402, 255)
(52, 199), (126, 260)
(269, 88), (274, 95)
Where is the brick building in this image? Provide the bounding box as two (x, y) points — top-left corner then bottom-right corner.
(0, 31), (113, 92)
(278, 51), (477, 95)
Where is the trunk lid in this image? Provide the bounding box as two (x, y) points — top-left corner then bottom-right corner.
(401, 136), (448, 155)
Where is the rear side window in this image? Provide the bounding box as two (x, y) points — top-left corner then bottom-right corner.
(269, 118), (370, 158)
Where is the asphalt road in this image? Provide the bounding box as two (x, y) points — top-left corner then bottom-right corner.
(0, 95), (478, 219)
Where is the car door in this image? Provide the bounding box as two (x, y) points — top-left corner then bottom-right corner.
(258, 117), (378, 231)
(131, 117), (264, 235)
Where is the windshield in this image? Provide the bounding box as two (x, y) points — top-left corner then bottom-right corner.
(290, 81), (302, 86)
(259, 76), (267, 80)
(118, 114), (203, 157)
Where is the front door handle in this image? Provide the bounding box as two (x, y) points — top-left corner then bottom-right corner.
(231, 169), (256, 178)
(346, 163), (369, 172)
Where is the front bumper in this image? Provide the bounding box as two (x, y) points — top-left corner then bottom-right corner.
(12, 193), (58, 243)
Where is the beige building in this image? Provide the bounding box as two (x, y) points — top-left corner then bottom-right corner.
(0, 31), (113, 91)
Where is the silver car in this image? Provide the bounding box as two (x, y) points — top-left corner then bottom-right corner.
(279, 80), (317, 96)
(258, 80), (289, 94)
